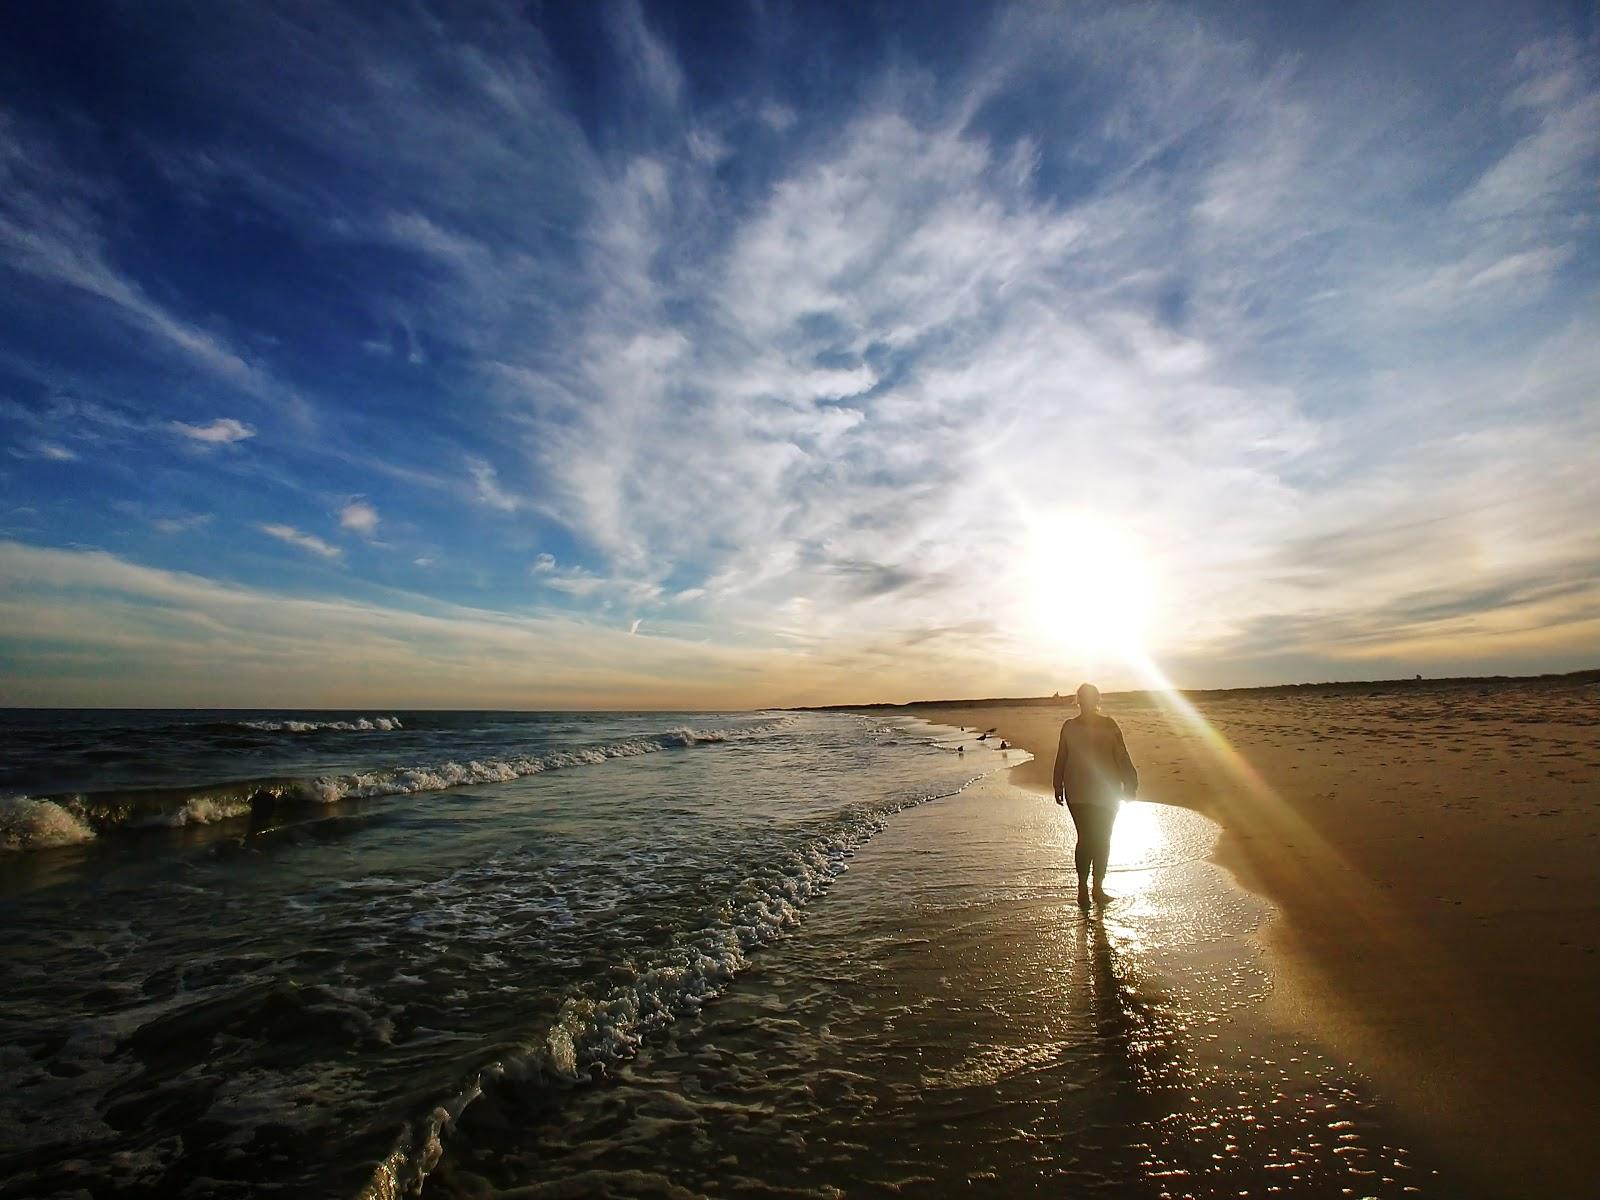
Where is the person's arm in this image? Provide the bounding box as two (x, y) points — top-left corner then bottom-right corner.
(1052, 722), (1070, 805)
(1113, 722), (1138, 798)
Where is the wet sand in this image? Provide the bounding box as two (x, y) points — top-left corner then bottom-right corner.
(918, 675), (1600, 1198)
(424, 746), (1473, 1198)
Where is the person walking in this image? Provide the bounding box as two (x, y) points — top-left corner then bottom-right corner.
(1053, 682), (1138, 907)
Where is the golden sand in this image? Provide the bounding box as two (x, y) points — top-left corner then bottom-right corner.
(911, 674), (1600, 1197)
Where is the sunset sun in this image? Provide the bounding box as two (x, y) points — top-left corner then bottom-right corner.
(1027, 514), (1156, 660)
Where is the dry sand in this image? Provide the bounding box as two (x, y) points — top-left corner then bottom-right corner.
(911, 673), (1600, 1198)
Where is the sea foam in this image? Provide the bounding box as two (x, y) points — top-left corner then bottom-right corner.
(0, 796), (97, 851)
(359, 766), (990, 1200)
(307, 727), (746, 803)
(238, 716), (403, 733)
(8, 724), (773, 851)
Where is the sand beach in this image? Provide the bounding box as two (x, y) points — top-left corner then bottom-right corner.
(425, 739), (1480, 1198)
(912, 673), (1600, 1197)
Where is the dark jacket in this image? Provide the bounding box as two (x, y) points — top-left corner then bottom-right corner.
(1052, 714), (1138, 807)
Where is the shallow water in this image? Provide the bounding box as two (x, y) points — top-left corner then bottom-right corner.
(0, 710), (811, 853)
(421, 785), (1467, 1199)
(1, 712), (1469, 1199)
(0, 712), (999, 1199)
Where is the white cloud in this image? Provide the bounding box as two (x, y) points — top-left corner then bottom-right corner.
(757, 102), (798, 133)
(9, 441), (78, 461)
(493, 96), (1304, 662)
(257, 522), (342, 560)
(540, 567), (602, 597)
(0, 540), (866, 707)
(0, 117), (311, 426)
(0, 396), (157, 462)
(1455, 85), (1600, 220)
(529, 553), (665, 608)
(467, 457), (520, 512)
(4, 6), (1596, 699)
(1389, 243), (1576, 313)
(452, 5), (1599, 689)
(153, 514), (213, 534)
(171, 417), (255, 445)
(607, 0), (684, 109)
(339, 499), (380, 537)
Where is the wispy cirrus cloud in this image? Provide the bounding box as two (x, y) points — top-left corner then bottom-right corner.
(0, 2), (1595, 702)
(537, 8), (1593, 681)
(9, 440), (78, 462)
(466, 458), (522, 513)
(152, 513), (213, 535)
(0, 116), (307, 424)
(257, 522), (341, 561)
(171, 417), (255, 445)
(0, 539), (844, 707)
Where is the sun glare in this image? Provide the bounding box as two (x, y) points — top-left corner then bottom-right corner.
(1027, 514), (1156, 660)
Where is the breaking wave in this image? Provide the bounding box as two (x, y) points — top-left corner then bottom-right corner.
(360, 768), (995, 1200)
(0, 724), (765, 853)
(0, 796), (99, 852)
(234, 716), (403, 733)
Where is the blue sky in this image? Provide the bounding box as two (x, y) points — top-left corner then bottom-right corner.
(1, 0), (1596, 708)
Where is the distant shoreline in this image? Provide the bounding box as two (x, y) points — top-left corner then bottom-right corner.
(2, 667), (1593, 714)
(787, 665), (1600, 711)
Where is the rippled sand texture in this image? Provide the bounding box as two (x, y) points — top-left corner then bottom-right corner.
(423, 780), (1467, 1199)
(922, 673), (1600, 1198)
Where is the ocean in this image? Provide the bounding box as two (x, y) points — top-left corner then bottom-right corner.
(2, 708), (1472, 1200)
(0, 709), (1008, 1198)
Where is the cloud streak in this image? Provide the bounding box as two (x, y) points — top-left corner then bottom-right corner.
(0, 116), (306, 423)
(257, 523), (342, 561)
(172, 418), (255, 445)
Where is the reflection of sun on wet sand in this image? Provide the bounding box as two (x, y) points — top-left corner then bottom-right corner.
(918, 671), (1600, 1197)
(424, 764), (1458, 1199)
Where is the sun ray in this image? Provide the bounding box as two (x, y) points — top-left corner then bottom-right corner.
(1113, 646), (1543, 1149)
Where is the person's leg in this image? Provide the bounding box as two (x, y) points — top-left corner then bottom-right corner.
(1065, 803), (1093, 907)
(1091, 805), (1117, 902)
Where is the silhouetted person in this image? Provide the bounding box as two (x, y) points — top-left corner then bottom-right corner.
(1053, 682), (1138, 907)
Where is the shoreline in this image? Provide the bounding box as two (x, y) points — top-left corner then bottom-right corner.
(912, 676), (1600, 1198)
(430, 753), (1481, 1197)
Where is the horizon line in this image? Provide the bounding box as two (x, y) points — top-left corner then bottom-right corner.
(1, 665), (1594, 713)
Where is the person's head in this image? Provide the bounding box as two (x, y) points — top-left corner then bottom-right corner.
(1076, 682), (1102, 714)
